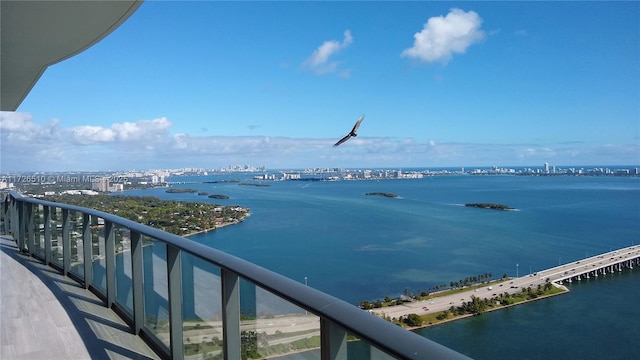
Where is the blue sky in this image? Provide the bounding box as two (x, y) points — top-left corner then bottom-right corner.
(1, 1), (638, 172)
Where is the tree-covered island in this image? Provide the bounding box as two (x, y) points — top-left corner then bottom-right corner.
(166, 188), (198, 194)
(45, 194), (249, 236)
(208, 194), (230, 199)
(239, 182), (271, 187)
(365, 192), (398, 198)
(465, 203), (514, 210)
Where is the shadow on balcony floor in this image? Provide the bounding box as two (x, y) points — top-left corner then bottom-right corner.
(0, 235), (159, 360)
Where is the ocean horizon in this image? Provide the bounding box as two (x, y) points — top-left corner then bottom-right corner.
(123, 173), (640, 359)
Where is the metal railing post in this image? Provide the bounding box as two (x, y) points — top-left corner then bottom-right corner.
(131, 231), (144, 334)
(44, 206), (51, 265)
(11, 198), (17, 241)
(9, 197), (13, 239)
(83, 213), (92, 288)
(26, 202), (34, 256)
(62, 208), (70, 276)
(17, 200), (25, 251)
(11, 197), (22, 240)
(167, 244), (184, 359)
(105, 221), (116, 307)
(222, 268), (241, 360)
(321, 318), (348, 360)
(14, 198), (20, 243)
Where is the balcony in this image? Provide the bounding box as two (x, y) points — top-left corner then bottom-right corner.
(0, 190), (469, 360)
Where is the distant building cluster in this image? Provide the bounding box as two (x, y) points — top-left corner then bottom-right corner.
(466, 164), (640, 176)
(1, 163), (638, 196)
(254, 172), (301, 181)
(91, 177), (123, 192)
(219, 164), (266, 173)
(342, 169), (424, 180)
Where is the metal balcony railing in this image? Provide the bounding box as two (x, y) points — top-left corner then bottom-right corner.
(1, 190), (469, 360)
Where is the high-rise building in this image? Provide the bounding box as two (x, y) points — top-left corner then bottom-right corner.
(92, 178), (109, 192)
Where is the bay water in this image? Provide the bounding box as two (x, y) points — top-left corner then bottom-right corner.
(124, 173), (640, 359)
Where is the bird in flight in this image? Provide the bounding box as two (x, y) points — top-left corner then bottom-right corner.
(333, 115), (365, 147)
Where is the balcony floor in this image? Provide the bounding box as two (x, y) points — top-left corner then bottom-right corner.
(0, 235), (159, 360)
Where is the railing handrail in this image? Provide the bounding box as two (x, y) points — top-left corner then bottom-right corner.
(3, 190), (469, 359)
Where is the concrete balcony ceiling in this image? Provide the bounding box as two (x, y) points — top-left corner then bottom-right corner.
(0, 0), (143, 111)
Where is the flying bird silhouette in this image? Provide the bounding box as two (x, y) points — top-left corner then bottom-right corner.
(333, 115), (364, 147)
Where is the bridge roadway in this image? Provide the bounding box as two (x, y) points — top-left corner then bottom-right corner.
(373, 245), (640, 321)
(538, 245), (640, 283)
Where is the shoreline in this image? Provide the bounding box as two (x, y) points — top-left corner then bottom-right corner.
(185, 213), (251, 238)
(371, 279), (569, 331)
(403, 283), (569, 331)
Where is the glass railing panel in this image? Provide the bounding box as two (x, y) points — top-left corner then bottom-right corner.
(347, 336), (396, 360)
(68, 210), (85, 277)
(370, 346), (396, 360)
(50, 206), (63, 267)
(33, 204), (45, 257)
(181, 253), (224, 359)
(143, 236), (170, 349)
(240, 280), (321, 359)
(115, 226), (134, 314)
(91, 216), (107, 292)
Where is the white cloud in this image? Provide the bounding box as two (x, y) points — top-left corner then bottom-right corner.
(1, 111), (637, 171)
(303, 30), (353, 75)
(0, 111), (61, 143)
(0, 113), (176, 170)
(0, 111), (39, 133)
(64, 117), (172, 145)
(70, 126), (116, 144)
(401, 8), (485, 64)
(112, 117), (171, 141)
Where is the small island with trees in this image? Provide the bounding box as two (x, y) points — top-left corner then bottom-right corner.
(465, 203), (514, 211)
(166, 188), (198, 194)
(365, 192), (398, 198)
(208, 194), (230, 199)
(239, 182), (271, 187)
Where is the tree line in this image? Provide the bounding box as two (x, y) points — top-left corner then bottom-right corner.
(45, 194), (249, 236)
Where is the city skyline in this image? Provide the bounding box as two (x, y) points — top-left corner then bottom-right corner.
(2, 163), (637, 179)
(1, 1), (638, 171)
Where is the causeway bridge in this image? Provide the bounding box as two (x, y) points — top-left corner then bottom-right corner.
(376, 245), (640, 320)
(534, 245), (640, 284)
